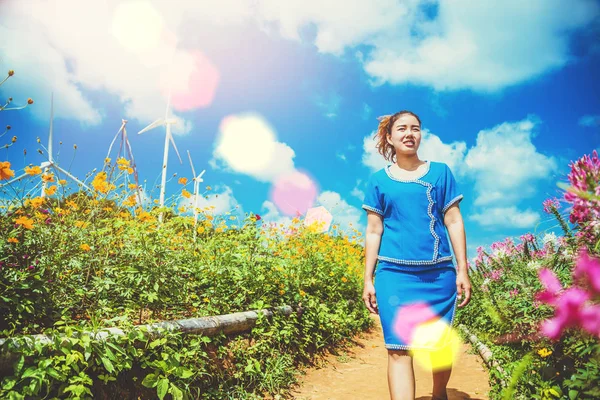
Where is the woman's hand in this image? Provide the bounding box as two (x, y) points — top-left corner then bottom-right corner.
(456, 271), (471, 308)
(363, 281), (379, 314)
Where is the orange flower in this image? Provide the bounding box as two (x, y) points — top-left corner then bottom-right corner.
(117, 157), (130, 171)
(0, 161), (15, 181)
(181, 189), (191, 199)
(104, 157), (111, 164)
(41, 173), (55, 183)
(66, 200), (78, 210)
(80, 244), (91, 251)
(137, 211), (152, 222)
(74, 221), (90, 228)
(25, 165), (42, 176)
(7, 237), (18, 244)
(123, 195), (137, 207)
(127, 167), (133, 174)
(178, 177), (188, 185)
(45, 185), (57, 196)
(128, 183), (137, 190)
(14, 216), (34, 229)
(27, 197), (44, 208)
(58, 179), (67, 185)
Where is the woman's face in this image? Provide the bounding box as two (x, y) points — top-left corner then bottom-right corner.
(387, 114), (421, 157)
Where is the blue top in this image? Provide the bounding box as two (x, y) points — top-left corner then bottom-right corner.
(362, 160), (463, 266)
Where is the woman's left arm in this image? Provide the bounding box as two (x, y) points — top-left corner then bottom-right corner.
(444, 204), (471, 308)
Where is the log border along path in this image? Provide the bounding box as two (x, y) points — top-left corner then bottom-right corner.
(289, 314), (491, 400)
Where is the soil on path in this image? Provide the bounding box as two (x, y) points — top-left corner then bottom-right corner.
(289, 315), (490, 400)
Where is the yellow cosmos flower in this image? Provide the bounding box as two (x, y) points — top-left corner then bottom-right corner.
(229, 216), (236, 220)
(128, 183), (137, 190)
(279, 289), (285, 295)
(181, 189), (191, 199)
(104, 157), (111, 164)
(28, 197), (44, 208)
(137, 211), (152, 222)
(299, 290), (306, 297)
(66, 200), (78, 210)
(7, 237), (19, 244)
(206, 185), (212, 191)
(123, 195), (137, 207)
(0, 161), (15, 181)
(58, 179), (67, 185)
(197, 226), (205, 234)
(45, 185), (57, 196)
(537, 348), (552, 358)
(24, 165), (42, 176)
(74, 221), (90, 228)
(341, 277), (348, 282)
(14, 216), (34, 229)
(178, 177), (188, 185)
(127, 167), (133, 174)
(41, 173), (54, 183)
(80, 243), (91, 251)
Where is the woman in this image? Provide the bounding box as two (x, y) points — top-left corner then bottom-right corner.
(362, 110), (472, 400)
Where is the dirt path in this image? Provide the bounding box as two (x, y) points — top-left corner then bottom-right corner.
(289, 315), (490, 399)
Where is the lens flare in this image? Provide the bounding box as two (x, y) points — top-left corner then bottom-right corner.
(160, 49), (220, 111)
(270, 170), (318, 216)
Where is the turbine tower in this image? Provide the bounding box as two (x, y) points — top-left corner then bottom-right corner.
(105, 119), (142, 206)
(187, 150), (206, 239)
(0, 92), (91, 196)
(137, 92), (183, 220)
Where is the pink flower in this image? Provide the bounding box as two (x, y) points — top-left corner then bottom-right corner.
(540, 287), (591, 339)
(509, 289), (519, 297)
(542, 198), (561, 214)
(520, 233), (535, 243)
(536, 268), (564, 305)
(490, 269), (503, 281)
(565, 150), (600, 225)
(573, 248), (600, 295)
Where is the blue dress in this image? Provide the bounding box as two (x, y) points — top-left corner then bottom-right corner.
(362, 160), (463, 351)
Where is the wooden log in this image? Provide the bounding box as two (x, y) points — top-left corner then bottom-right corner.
(0, 305), (301, 374)
(458, 324), (507, 388)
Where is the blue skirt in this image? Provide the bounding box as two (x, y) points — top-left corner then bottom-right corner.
(373, 259), (458, 351)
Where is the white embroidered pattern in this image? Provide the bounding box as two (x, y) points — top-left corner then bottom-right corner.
(361, 204), (384, 215)
(385, 291), (459, 351)
(443, 194), (464, 213)
(384, 161), (430, 182)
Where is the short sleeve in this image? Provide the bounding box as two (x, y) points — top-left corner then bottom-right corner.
(442, 164), (463, 213)
(362, 175), (384, 216)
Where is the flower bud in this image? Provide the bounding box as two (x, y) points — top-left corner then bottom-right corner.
(27, 98), (33, 105)
(6, 125), (10, 130)
(8, 70), (14, 76)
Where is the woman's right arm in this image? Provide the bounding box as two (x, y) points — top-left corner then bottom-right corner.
(363, 211), (383, 314)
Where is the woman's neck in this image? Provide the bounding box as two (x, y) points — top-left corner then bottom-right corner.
(394, 155), (424, 171)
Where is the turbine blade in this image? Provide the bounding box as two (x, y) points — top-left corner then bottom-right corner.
(197, 169), (205, 181)
(0, 172), (30, 187)
(169, 133), (182, 164)
(187, 150), (196, 177)
(54, 166), (91, 191)
(138, 118), (165, 134)
(106, 122), (125, 160)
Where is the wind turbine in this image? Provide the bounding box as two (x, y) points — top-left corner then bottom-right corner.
(137, 92), (183, 216)
(105, 119), (142, 206)
(187, 150), (206, 239)
(0, 92), (91, 197)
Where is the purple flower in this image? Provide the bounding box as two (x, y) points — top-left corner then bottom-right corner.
(38, 208), (50, 214)
(28, 265), (34, 270)
(45, 218), (52, 224)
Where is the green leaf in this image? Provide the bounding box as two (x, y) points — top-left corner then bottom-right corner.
(176, 367), (194, 379)
(141, 373), (158, 388)
(14, 355), (24, 374)
(21, 367), (37, 379)
(101, 357), (115, 374)
(157, 378), (169, 400)
(170, 383), (183, 400)
(2, 377), (17, 390)
(569, 390), (579, 400)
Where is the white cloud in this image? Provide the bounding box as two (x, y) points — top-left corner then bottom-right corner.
(470, 206), (540, 229)
(313, 92), (342, 119)
(417, 129), (467, 175)
(464, 117), (557, 206)
(210, 113), (296, 182)
(336, 152), (347, 161)
(178, 184), (242, 216)
(579, 114), (600, 127)
(257, 0), (599, 92)
(316, 190), (363, 234)
(0, 0), (221, 132)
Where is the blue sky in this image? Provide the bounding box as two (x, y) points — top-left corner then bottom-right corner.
(1, 0), (599, 259)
